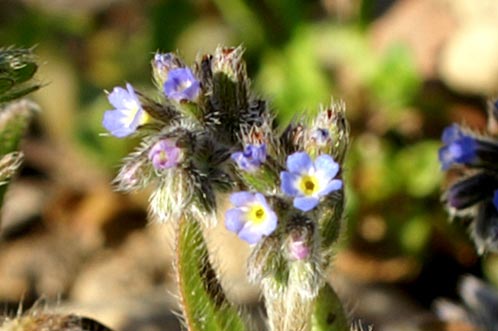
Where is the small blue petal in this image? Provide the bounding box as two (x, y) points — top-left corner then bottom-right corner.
(229, 191), (254, 207)
(455, 137), (477, 162)
(163, 67), (200, 102)
(225, 209), (244, 232)
(280, 171), (299, 196)
(231, 151), (244, 162)
(438, 145), (453, 170)
(438, 135), (477, 170)
(314, 154), (340, 182)
(183, 81), (201, 99)
(254, 192), (269, 207)
(237, 227), (263, 244)
(441, 124), (462, 144)
(102, 109), (135, 138)
(293, 197), (319, 212)
(231, 144), (267, 172)
(319, 179), (343, 196)
(287, 152), (313, 174)
(108, 88), (127, 109)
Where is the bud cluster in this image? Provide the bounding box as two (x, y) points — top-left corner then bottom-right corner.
(439, 99), (498, 254)
(102, 46), (349, 303)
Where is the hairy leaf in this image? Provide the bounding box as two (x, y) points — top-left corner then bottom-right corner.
(174, 214), (248, 331)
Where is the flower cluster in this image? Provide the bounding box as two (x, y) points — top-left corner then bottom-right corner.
(439, 100), (498, 253)
(225, 148), (343, 244)
(102, 47), (349, 305)
(100, 45), (357, 331)
(103, 48), (259, 223)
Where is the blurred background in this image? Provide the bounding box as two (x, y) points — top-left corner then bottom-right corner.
(1, 0), (498, 330)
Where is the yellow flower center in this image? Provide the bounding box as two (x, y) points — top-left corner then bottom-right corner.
(248, 204), (266, 224)
(299, 175), (319, 196)
(139, 111), (151, 126)
(123, 103), (150, 127)
(158, 150), (168, 162)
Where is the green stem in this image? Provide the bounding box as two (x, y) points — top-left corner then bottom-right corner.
(174, 213), (247, 331)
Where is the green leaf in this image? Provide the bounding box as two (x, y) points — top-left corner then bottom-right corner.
(0, 100), (36, 225)
(312, 283), (349, 331)
(0, 47), (41, 104)
(0, 78), (14, 94)
(0, 100), (35, 154)
(175, 214), (248, 331)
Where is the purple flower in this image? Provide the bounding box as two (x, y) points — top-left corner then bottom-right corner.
(438, 124), (477, 170)
(148, 139), (183, 170)
(231, 144), (267, 172)
(225, 192), (278, 244)
(163, 67), (200, 102)
(288, 235), (310, 260)
(102, 83), (149, 138)
(280, 152), (342, 212)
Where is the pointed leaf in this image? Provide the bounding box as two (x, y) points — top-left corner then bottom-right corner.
(312, 283), (349, 331)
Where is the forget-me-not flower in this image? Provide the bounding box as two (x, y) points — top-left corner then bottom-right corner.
(102, 83), (149, 138)
(163, 67), (200, 102)
(438, 124), (477, 170)
(148, 139), (183, 170)
(225, 192), (277, 244)
(231, 144), (267, 172)
(280, 152), (342, 212)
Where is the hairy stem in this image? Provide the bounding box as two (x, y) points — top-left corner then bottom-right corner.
(174, 213), (247, 331)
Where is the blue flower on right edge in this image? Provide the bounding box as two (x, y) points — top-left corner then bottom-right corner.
(438, 119), (498, 253)
(438, 124), (477, 170)
(280, 152), (342, 212)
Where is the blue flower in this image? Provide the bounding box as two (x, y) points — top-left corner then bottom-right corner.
(231, 144), (267, 172)
(102, 83), (149, 138)
(163, 67), (200, 102)
(438, 124), (477, 170)
(225, 192), (277, 244)
(280, 152), (342, 212)
(446, 173), (498, 210)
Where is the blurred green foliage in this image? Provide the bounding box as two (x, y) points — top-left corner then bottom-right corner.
(0, 46), (39, 221)
(0, 0), (489, 292)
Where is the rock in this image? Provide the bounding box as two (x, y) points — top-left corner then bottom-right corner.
(438, 22), (498, 94)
